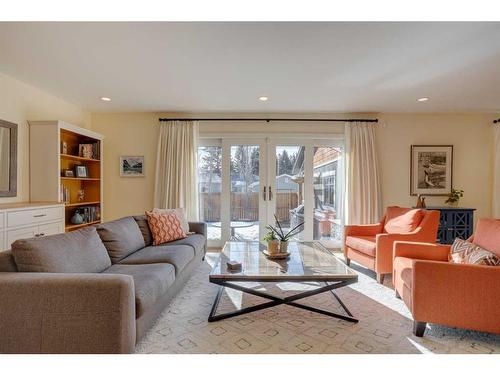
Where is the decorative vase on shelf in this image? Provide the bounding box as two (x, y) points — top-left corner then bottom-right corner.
(447, 201), (459, 207)
(71, 210), (84, 225)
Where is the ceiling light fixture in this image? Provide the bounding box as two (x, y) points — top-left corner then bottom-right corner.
(258, 96), (269, 102)
(417, 97), (429, 102)
(100, 97), (112, 102)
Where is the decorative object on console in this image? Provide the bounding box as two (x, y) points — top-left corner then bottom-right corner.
(449, 238), (500, 266)
(145, 210), (187, 245)
(410, 145), (453, 196)
(415, 194), (426, 208)
(75, 165), (89, 178)
(445, 188), (464, 206)
(120, 156), (144, 177)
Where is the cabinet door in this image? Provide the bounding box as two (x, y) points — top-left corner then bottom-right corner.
(38, 222), (64, 237)
(7, 226), (38, 249)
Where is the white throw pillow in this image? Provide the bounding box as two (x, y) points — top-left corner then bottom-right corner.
(153, 207), (189, 234)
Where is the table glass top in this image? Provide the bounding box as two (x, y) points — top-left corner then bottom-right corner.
(210, 241), (357, 281)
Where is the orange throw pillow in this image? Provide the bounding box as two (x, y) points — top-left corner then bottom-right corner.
(146, 210), (187, 245)
(384, 206), (424, 234)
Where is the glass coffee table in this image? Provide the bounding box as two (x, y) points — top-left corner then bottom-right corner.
(209, 241), (358, 323)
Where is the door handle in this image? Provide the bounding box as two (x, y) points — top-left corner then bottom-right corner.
(33, 214), (47, 218)
(268, 186), (273, 201)
(263, 186), (267, 201)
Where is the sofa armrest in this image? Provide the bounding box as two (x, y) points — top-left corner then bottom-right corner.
(375, 231), (434, 274)
(188, 221), (207, 237)
(344, 222), (383, 237)
(0, 272), (136, 354)
(411, 260), (500, 333)
(393, 241), (450, 262)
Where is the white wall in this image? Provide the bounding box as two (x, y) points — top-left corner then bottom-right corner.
(0, 72), (90, 204)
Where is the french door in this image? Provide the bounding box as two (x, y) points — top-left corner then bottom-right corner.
(197, 137), (344, 248)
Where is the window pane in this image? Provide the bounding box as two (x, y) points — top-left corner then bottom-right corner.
(197, 146), (222, 241)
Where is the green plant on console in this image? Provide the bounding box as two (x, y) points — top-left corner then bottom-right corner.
(445, 188), (464, 205)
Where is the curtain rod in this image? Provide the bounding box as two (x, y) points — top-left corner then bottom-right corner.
(158, 118), (378, 123)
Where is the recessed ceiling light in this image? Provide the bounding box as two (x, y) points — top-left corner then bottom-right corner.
(258, 96), (269, 102)
(417, 97), (429, 102)
(100, 97), (112, 102)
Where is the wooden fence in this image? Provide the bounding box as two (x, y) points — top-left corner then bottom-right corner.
(199, 192), (299, 222)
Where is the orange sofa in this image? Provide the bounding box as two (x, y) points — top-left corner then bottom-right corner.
(344, 207), (440, 283)
(393, 218), (500, 337)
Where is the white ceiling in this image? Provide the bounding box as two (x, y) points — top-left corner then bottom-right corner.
(0, 22), (499, 113)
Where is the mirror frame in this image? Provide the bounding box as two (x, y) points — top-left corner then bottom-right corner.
(0, 119), (18, 197)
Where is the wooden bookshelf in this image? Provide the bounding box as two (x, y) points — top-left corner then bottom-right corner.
(29, 121), (104, 232)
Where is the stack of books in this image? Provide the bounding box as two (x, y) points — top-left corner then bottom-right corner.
(60, 185), (71, 204)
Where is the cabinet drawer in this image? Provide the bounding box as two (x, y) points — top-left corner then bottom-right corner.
(7, 226), (38, 249)
(7, 207), (62, 228)
(38, 222), (64, 237)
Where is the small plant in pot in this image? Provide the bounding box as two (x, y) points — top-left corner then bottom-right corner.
(263, 229), (279, 254)
(445, 188), (464, 207)
(266, 214), (304, 253)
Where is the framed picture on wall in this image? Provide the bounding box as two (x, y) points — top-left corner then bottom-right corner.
(410, 145), (453, 196)
(120, 156), (145, 177)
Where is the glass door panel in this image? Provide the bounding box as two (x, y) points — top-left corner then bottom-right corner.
(312, 146), (344, 248)
(274, 145), (305, 241)
(229, 144), (261, 241)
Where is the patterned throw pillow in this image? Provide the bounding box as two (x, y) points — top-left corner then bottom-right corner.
(449, 238), (500, 266)
(152, 207), (190, 234)
(146, 210), (187, 245)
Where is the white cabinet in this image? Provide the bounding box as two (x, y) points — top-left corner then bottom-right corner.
(0, 203), (65, 251)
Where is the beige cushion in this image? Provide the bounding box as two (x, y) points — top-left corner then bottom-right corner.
(96, 217), (145, 263)
(11, 227), (111, 273)
(103, 263), (175, 318)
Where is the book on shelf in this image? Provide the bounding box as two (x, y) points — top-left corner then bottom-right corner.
(60, 185), (71, 204)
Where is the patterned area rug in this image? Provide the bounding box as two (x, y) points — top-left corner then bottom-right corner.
(136, 252), (500, 354)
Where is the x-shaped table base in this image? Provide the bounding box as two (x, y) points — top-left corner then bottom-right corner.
(208, 279), (358, 323)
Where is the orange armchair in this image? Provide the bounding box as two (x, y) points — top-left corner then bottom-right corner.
(393, 219), (500, 337)
(344, 207), (440, 283)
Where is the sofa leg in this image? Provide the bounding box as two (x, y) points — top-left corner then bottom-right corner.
(376, 273), (385, 284)
(413, 321), (427, 337)
(395, 290), (401, 299)
(345, 257), (351, 266)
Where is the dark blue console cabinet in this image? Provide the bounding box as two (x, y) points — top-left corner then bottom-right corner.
(428, 207), (476, 244)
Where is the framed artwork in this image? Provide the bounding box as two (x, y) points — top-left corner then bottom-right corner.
(120, 156), (145, 177)
(75, 165), (89, 178)
(410, 145), (453, 196)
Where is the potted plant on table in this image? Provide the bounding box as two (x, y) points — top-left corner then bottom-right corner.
(266, 214), (304, 253)
(445, 188), (464, 207)
(263, 228), (279, 254)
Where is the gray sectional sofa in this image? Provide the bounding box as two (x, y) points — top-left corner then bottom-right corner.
(0, 215), (206, 354)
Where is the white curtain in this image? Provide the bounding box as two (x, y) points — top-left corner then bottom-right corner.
(154, 120), (199, 221)
(344, 122), (382, 224)
(493, 123), (500, 218)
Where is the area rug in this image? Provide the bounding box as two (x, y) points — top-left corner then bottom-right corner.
(136, 252), (500, 354)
